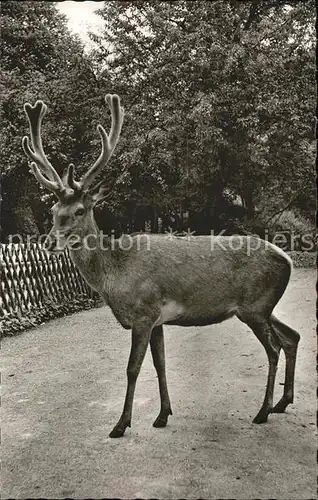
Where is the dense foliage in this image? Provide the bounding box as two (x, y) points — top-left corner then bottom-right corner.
(91, 0), (315, 233)
(1, 0), (315, 240)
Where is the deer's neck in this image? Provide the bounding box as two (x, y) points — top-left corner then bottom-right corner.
(69, 213), (113, 295)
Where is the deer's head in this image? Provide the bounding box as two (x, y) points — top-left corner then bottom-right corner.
(22, 95), (124, 252)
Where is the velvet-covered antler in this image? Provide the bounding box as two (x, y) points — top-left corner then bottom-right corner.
(79, 94), (124, 191)
(22, 94), (124, 199)
(22, 101), (65, 196)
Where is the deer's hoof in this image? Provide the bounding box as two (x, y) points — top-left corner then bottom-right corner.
(153, 416), (168, 428)
(109, 426), (126, 438)
(252, 410), (270, 424)
(153, 408), (172, 428)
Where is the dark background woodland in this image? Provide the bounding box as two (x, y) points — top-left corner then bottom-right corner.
(1, 1), (316, 244)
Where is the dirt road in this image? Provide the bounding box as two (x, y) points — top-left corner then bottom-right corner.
(1, 269), (316, 499)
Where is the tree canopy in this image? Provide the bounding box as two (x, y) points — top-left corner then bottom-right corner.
(91, 0), (315, 230)
(1, 0), (315, 240)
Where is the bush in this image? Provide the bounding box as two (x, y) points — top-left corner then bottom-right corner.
(287, 251), (316, 268)
(0, 294), (103, 338)
(271, 209), (314, 232)
(243, 209), (316, 263)
(254, 210), (316, 252)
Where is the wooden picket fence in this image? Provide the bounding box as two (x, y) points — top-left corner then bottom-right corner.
(0, 243), (95, 316)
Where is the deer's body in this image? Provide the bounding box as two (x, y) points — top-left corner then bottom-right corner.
(22, 93), (300, 438)
(71, 232), (291, 331)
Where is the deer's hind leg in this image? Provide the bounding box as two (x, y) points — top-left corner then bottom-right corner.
(238, 313), (281, 424)
(150, 325), (173, 428)
(270, 314), (300, 413)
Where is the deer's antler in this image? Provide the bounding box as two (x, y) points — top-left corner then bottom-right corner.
(64, 163), (82, 191)
(22, 101), (65, 196)
(22, 94), (124, 198)
(80, 94), (124, 191)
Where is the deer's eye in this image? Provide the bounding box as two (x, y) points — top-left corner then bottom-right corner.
(74, 207), (85, 217)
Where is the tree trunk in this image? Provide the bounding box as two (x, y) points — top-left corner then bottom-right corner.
(242, 191), (255, 219)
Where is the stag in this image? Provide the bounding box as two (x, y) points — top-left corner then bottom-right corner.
(22, 94), (300, 438)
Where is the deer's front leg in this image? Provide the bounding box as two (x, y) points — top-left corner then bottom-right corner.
(109, 319), (153, 438)
(150, 325), (173, 428)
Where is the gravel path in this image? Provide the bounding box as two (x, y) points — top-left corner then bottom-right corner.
(1, 269), (316, 499)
